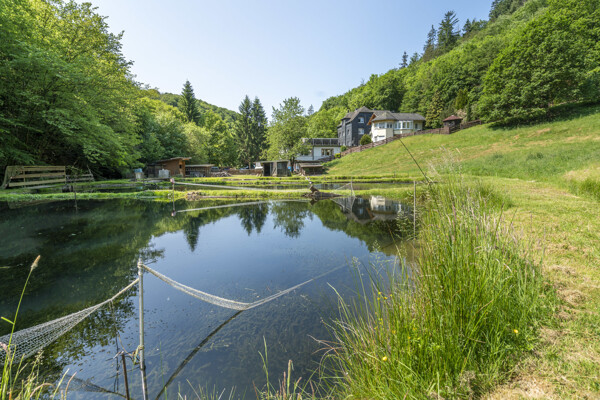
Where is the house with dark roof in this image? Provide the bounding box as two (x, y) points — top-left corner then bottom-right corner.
(337, 106), (374, 147)
(368, 112), (426, 142)
(337, 107), (426, 146)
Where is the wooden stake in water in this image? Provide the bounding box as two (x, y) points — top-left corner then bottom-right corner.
(137, 257), (148, 400)
(413, 181), (417, 237)
(121, 353), (130, 400)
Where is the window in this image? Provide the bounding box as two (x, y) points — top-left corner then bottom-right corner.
(394, 122), (400, 129)
(386, 122), (393, 128)
(358, 128), (364, 135)
(321, 148), (333, 156)
(358, 117), (364, 123)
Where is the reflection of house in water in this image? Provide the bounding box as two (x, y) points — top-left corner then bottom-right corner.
(332, 196), (412, 224)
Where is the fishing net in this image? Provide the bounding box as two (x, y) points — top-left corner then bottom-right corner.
(0, 279), (139, 364)
(142, 263), (345, 311)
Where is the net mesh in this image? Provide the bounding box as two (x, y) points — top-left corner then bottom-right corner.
(0, 279), (139, 365)
(142, 264), (342, 311)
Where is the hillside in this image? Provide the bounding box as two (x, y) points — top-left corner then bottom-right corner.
(326, 103), (600, 196)
(313, 0), (599, 129)
(326, 105), (600, 398)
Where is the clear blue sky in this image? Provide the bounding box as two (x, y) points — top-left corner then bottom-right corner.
(91, 0), (492, 116)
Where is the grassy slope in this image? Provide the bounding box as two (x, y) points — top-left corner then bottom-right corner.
(326, 104), (600, 398)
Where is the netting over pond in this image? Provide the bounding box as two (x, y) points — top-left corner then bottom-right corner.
(0, 279), (139, 364)
(141, 263), (344, 311)
(0, 261), (345, 364)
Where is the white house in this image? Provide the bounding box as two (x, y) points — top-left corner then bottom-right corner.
(368, 111), (426, 142)
(296, 138), (341, 162)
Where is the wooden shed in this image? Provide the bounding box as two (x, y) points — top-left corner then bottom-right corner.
(147, 157), (190, 178)
(298, 163), (324, 176)
(185, 164), (214, 177)
(443, 115), (463, 129)
(257, 160), (290, 177)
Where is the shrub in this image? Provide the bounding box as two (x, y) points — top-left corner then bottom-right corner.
(340, 145), (347, 152)
(359, 135), (372, 145)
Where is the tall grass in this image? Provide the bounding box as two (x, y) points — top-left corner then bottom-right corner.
(327, 173), (553, 398)
(1, 256), (67, 400)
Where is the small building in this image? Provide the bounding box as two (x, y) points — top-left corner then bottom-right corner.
(297, 138), (341, 162)
(298, 163), (324, 176)
(337, 106), (375, 147)
(147, 157), (190, 178)
(443, 115), (463, 129)
(368, 112), (426, 142)
(256, 160), (290, 177)
(185, 164), (214, 178)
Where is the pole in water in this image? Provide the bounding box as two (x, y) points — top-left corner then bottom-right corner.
(121, 353), (130, 400)
(413, 181), (417, 238)
(137, 257), (148, 400)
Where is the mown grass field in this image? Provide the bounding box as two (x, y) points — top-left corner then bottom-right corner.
(325, 103), (600, 399)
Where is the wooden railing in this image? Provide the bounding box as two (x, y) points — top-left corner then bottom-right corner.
(1, 165), (95, 189)
(340, 120), (482, 157)
(1, 166), (66, 189)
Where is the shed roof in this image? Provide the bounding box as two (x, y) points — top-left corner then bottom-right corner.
(186, 164), (214, 167)
(443, 115), (463, 122)
(149, 157), (191, 165)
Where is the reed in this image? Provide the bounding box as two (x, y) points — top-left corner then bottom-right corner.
(326, 172), (553, 398)
(1, 256), (67, 400)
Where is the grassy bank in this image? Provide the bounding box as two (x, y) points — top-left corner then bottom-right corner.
(325, 175), (553, 399)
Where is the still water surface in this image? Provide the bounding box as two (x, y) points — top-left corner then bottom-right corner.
(0, 197), (412, 398)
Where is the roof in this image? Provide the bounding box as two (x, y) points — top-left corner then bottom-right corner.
(256, 160), (289, 163)
(443, 115), (463, 122)
(186, 164), (214, 168)
(302, 138), (340, 146)
(342, 106), (374, 123)
(299, 163), (323, 168)
(371, 111), (426, 123)
(150, 157), (191, 164)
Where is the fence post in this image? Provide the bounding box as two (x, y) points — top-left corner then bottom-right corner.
(138, 257), (148, 400)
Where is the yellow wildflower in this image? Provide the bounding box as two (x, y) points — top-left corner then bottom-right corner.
(381, 356), (388, 361)
(513, 329), (519, 334)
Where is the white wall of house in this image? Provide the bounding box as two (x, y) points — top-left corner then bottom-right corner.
(371, 120), (424, 142)
(296, 145), (341, 161)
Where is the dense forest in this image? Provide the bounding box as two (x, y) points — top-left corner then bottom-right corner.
(1, 0), (598, 178)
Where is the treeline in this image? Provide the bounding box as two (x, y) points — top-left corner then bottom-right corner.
(0, 0), (250, 178)
(317, 0), (600, 127)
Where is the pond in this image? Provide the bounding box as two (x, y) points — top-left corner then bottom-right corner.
(0, 196), (414, 398)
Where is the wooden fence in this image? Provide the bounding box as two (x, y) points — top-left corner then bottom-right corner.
(1, 165), (94, 189)
(340, 120), (481, 157)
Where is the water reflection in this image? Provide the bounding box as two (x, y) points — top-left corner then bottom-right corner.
(0, 196), (412, 398)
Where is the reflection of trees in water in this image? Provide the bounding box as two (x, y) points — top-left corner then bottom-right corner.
(270, 202), (311, 238)
(237, 203), (269, 235)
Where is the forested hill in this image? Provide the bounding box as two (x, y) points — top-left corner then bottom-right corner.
(158, 93), (238, 128)
(314, 0), (600, 131)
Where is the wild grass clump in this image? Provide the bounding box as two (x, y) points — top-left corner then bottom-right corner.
(569, 177), (600, 201)
(328, 173), (552, 398)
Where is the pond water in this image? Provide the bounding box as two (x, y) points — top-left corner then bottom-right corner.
(0, 197), (413, 398)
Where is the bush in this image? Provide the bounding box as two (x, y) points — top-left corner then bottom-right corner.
(359, 135), (372, 145)
(340, 145), (347, 152)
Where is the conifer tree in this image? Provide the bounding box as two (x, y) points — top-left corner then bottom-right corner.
(422, 26), (437, 61)
(437, 11), (460, 52)
(251, 97), (268, 165)
(235, 95), (253, 167)
(307, 104), (314, 116)
(179, 80), (201, 124)
(426, 91), (444, 128)
(401, 51), (408, 68)
(409, 52), (421, 65)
